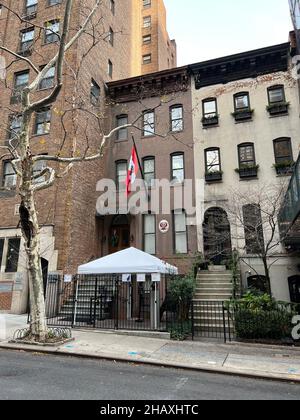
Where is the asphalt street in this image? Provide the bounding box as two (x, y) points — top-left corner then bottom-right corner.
(0, 349), (299, 400)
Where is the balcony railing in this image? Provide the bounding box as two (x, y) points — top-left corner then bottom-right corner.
(278, 153), (300, 242)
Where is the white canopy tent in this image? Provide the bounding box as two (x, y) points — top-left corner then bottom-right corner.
(78, 247), (178, 275)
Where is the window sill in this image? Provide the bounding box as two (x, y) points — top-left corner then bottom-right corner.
(32, 133), (50, 138)
(142, 135), (156, 139)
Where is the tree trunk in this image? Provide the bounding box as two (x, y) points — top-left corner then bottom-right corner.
(21, 190), (48, 342)
(262, 256), (271, 296)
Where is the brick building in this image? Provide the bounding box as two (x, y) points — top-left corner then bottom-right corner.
(0, 0), (176, 314)
(97, 66), (197, 274)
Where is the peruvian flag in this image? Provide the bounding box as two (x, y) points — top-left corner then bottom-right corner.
(126, 146), (139, 196)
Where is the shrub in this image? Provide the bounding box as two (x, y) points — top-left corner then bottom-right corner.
(228, 292), (296, 340)
(168, 274), (195, 322)
(234, 309), (293, 340)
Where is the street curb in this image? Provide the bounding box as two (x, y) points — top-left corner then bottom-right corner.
(1, 343), (300, 384)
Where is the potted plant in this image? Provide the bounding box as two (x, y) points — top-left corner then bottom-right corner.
(235, 164), (259, 179)
(205, 170), (223, 182)
(201, 114), (219, 127)
(231, 109), (254, 121)
(273, 161), (295, 175)
(266, 102), (290, 116)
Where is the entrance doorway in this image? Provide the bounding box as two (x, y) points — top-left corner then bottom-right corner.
(109, 215), (130, 254)
(289, 276), (300, 303)
(203, 207), (232, 265)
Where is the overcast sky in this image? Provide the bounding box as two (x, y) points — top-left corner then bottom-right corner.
(164, 0), (293, 65)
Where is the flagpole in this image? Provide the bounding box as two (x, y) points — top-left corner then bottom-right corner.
(131, 136), (150, 201)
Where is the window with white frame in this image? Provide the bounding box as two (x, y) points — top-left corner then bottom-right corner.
(173, 210), (188, 254)
(143, 213), (156, 255)
(44, 20), (60, 44)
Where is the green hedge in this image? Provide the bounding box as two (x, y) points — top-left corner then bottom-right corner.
(234, 309), (294, 340)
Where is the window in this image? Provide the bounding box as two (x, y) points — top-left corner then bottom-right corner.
(11, 71), (29, 103)
(8, 115), (22, 141)
(143, 16), (151, 28)
(3, 162), (17, 189)
(108, 60), (113, 78)
(273, 138), (293, 164)
(143, 157), (155, 188)
(171, 153), (184, 183)
(142, 54), (152, 65)
(0, 239), (4, 268)
(143, 214), (156, 255)
(143, 0), (151, 8)
(234, 92), (250, 111)
(44, 20), (60, 44)
(110, 0), (115, 15)
(243, 204), (264, 255)
(90, 79), (100, 105)
(143, 111), (155, 136)
(143, 34), (151, 45)
(268, 85), (285, 104)
(25, 0), (38, 16)
(34, 108), (51, 135)
(5, 238), (21, 273)
(116, 115), (128, 141)
(238, 143), (256, 167)
(203, 98), (217, 119)
(19, 28), (34, 53)
(116, 161), (127, 191)
(108, 27), (114, 46)
(173, 210), (188, 254)
(170, 105), (183, 132)
(33, 159), (46, 184)
(205, 148), (221, 173)
(48, 0), (62, 5)
(39, 66), (55, 90)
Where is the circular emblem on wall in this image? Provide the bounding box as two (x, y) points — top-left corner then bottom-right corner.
(159, 220), (170, 234)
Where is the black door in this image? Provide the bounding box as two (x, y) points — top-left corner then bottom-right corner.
(289, 276), (300, 303)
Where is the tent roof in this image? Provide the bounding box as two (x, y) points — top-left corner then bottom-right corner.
(78, 247), (178, 275)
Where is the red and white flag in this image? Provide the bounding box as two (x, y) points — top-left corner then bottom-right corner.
(126, 146), (139, 196)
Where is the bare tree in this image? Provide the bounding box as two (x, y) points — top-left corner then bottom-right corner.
(0, 1), (188, 342)
(225, 181), (290, 293)
(0, 0), (138, 342)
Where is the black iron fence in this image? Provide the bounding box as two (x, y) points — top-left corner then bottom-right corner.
(191, 301), (232, 342)
(44, 274), (179, 333)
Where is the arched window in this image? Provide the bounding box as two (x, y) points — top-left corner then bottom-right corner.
(205, 148), (221, 173)
(202, 98), (218, 126)
(238, 143), (256, 168)
(171, 152), (184, 184)
(170, 105), (183, 132)
(234, 92), (250, 112)
(242, 204), (264, 255)
(273, 138), (293, 164)
(268, 85), (285, 105)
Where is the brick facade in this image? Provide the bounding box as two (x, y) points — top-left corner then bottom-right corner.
(0, 0), (177, 312)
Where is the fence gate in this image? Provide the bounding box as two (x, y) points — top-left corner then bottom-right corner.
(191, 300), (232, 342)
(45, 274), (172, 332)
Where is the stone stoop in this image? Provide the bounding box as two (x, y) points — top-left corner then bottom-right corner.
(193, 268), (234, 333)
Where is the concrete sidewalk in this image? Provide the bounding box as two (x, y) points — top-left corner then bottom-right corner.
(1, 314), (300, 383)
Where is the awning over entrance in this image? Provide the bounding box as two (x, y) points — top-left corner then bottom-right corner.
(77, 247), (178, 275)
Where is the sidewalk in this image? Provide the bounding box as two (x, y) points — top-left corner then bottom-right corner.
(1, 314), (300, 383)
